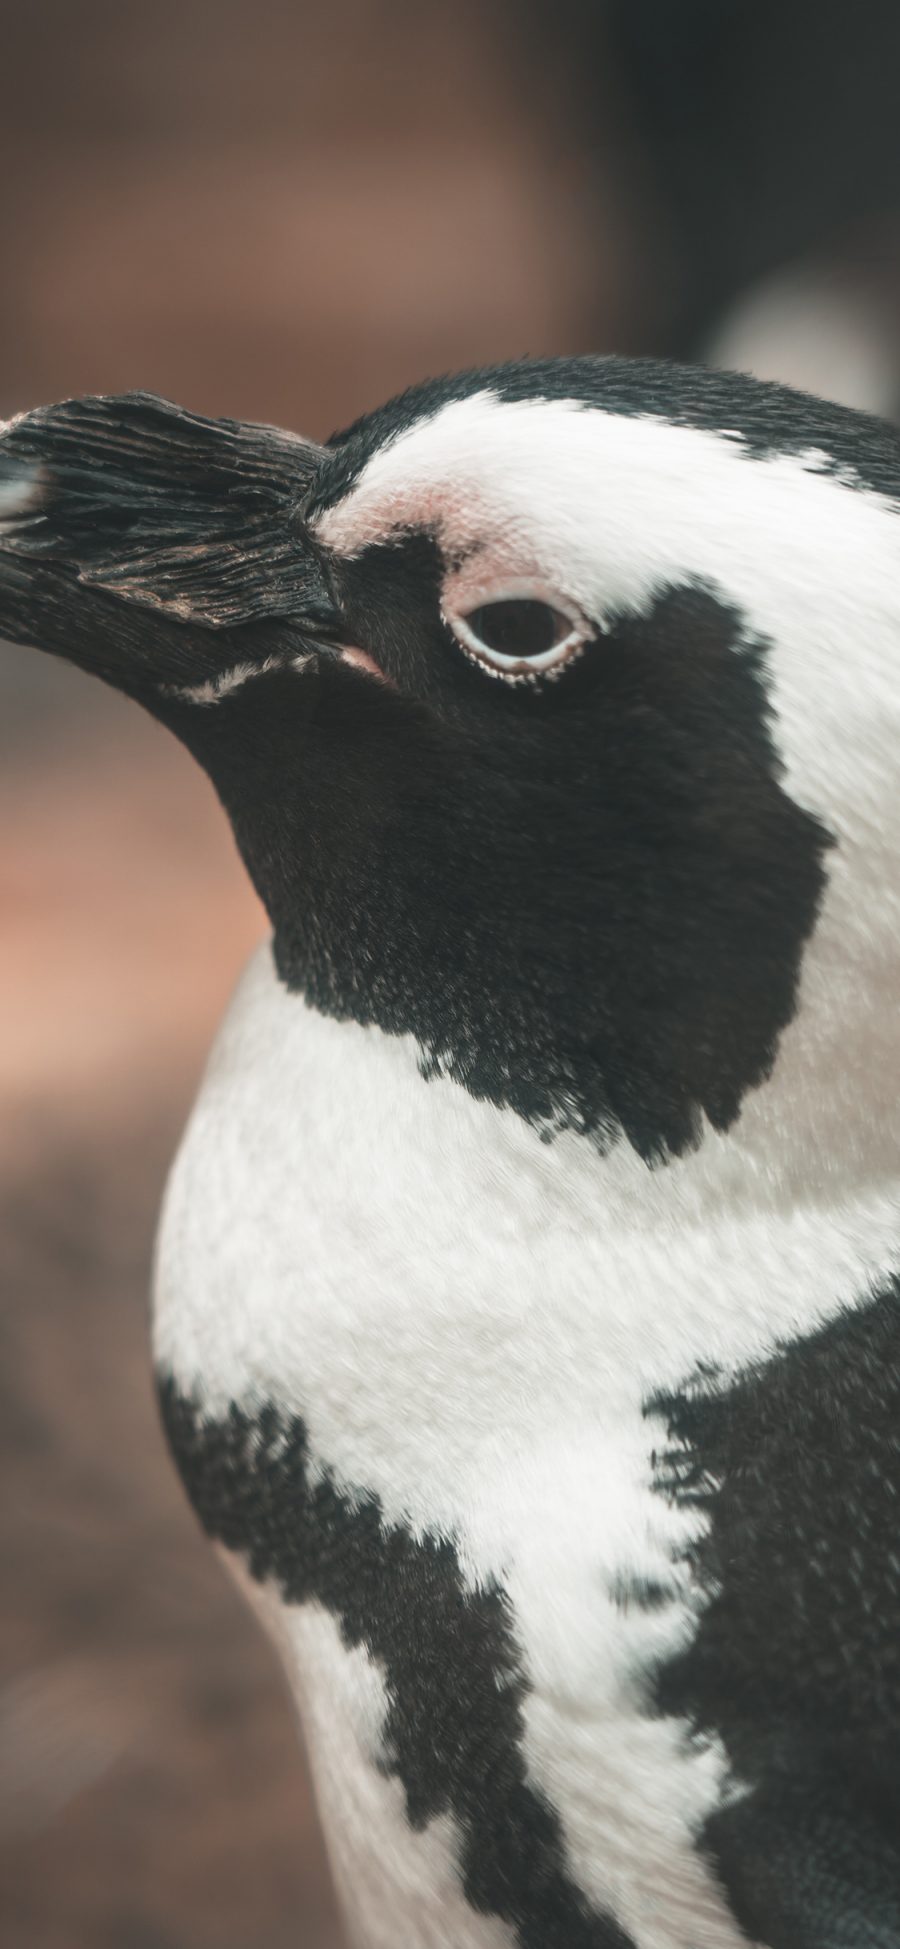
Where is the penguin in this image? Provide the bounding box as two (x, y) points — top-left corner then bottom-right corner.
(2, 357), (900, 1949)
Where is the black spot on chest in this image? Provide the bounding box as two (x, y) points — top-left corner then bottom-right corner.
(649, 1282), (900, 1947)
(158, 1379), (635, 1949)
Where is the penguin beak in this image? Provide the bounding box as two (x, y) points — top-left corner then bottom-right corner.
(0, 391), (334, 700)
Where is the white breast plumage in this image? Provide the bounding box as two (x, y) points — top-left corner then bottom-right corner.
(154, 940), (900, 1949)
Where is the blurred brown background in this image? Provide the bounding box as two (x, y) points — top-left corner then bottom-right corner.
(3, 3), (900, 1944)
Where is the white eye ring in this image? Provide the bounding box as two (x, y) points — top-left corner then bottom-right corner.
(443, 586), (589, 684)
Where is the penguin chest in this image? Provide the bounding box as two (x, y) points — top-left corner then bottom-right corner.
(153, 945), (764, 1949)
(160, 942), (900, 1949)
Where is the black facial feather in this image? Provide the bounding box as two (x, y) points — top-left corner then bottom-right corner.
(166, 574), (830, 1163)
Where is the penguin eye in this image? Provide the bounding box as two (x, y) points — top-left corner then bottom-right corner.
(447, 595), (586, 682)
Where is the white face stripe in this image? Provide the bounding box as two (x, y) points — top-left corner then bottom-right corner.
(315, 390), (900, 826)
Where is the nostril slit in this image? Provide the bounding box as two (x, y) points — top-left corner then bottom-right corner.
(303, 599), (343, 632)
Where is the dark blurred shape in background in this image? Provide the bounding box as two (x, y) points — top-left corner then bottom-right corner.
(2, 4), (899, 1944)
(541, 0), (900, 404)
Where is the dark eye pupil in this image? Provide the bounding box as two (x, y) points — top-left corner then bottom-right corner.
(466, 599), (565, 659)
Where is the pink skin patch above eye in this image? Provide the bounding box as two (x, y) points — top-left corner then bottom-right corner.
(338, 645), (394, 685)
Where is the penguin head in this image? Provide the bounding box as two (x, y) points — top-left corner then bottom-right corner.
(3, 358), (898, 1166)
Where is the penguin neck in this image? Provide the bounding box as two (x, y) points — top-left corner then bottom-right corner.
(154, 934), (900, 1548)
